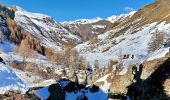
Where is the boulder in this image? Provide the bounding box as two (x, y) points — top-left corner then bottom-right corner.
(47, 83), (66, 100)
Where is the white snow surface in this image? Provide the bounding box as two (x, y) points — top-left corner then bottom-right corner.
(106, 11), (136, 23)
(0, 63), (27, 94)
(147, 47), (170, 61)
(62, 17), (102, 25)
(0, 41), (14, 53)
(76, 23), (156, 66)
(92, 25), (106, 29)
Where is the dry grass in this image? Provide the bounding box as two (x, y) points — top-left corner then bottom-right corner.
(163, 79), (170, 96)
(141, 58), (167, 79)
(95, 81), (105, 88)
(165, 52), (170, 58)
(104, 0), (170, 40)
(108, 67), (133, 94)
(10, 6), (18, 11)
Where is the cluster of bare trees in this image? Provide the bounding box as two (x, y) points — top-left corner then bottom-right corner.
(148, 30), (164, 53)
(18, 38), (33, 63)
(60, 47), (87, 70)
(44, 44), (88, 70)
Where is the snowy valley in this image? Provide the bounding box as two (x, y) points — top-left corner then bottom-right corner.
(0, 0), (170, 100)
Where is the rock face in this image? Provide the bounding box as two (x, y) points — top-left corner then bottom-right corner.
(127, 58), (170, 99)
(95, 56), (170, 99)
(47, 83), (66, 100)
(0, 57), (5, 64)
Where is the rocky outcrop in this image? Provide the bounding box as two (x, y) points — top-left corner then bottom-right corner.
(47, 83), (66, 100)
(0, 90), (40, 100)
(127, 58), (170, 99)
(96, 55), (170, 99)
(36, 79), (106, 100)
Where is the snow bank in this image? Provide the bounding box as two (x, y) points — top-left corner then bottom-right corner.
(0, 41), (14, 53)
(62, 17), (102, 25)
(0, 63), (27, 94)
(148, 47), (170, 61)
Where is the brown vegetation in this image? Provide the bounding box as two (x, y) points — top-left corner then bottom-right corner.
(107, 60), (118, 73)
(108, 67), (133, 94)
(141, 58), (167, 79)
(103, 0), (170, 42)
(89, 36), (99, 45)
(148, 30), (164, 53)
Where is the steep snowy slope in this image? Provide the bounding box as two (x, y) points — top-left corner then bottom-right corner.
(76, 22), (163, 66)
(0, 63), (27, 94)
(14, 7), (82, 51)
(75, 0), (170, 68)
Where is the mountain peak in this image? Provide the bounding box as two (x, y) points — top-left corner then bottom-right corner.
(14, 6), (50, 19)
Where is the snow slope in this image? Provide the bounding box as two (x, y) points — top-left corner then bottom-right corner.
(14, 7), (82, 51)
(76, 21), (170, 70)
(76, 23), (154, 66)
(147, 47), (170, 61)
(0, 40), (14, 53)
(62, 17), (102, 25)
(106, 11), (136, 23)
(0, 63), (27, 94)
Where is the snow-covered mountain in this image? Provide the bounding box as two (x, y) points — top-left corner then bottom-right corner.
(0, 0), (170, 99)
(62, 12), (135, 41)
(14, 7), (82, 51)
(62, 17), (103, 25)
(74, 0), (170, 67)
(106, 11), (136, 23)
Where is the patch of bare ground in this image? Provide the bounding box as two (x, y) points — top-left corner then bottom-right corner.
(0, 90), (40, 100)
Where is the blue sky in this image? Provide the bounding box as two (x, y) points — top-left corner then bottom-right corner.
(1, 0), (155, 21)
